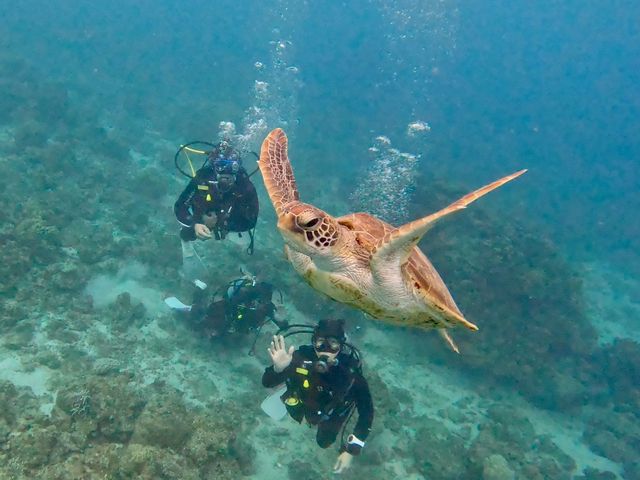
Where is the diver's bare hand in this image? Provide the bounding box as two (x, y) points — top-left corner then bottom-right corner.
(268, 335), (294, 373)
(333, 451), (353, 474)
(194, 223), (212, 240)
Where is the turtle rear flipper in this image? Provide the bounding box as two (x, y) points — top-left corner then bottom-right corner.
(439, 329), (460, 354)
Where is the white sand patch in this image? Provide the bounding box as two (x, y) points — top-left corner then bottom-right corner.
(84, 262), (165, 316)
(0, 352), (53, 397)
(581, 261), (640, 344)
(347, 322), (623, 477)
(517, 402), (623, 477)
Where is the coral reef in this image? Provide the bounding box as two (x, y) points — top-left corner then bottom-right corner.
(0, 23), (637, 479)
(0, 374), (249, 479)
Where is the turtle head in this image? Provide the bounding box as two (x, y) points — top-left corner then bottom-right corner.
(278, 202), (340, 256)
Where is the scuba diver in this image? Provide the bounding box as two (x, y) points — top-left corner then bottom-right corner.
(164, 274), (288, 350)
(261, 319), (373, 475)
(174, 140), (259, 277)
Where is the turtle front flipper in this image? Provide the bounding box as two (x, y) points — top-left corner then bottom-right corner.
(371, 169), (527, 268)
(259, 128), (300, 215)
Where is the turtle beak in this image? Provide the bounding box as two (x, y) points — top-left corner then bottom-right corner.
(278, 213), (300, 242)
(277, 212), (296, 233)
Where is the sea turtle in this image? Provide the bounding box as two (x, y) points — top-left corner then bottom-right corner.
(259, 128), (526, 352)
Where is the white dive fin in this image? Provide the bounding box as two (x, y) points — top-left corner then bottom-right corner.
(164, 297), (192, 312)
(260, 384), (288, 421)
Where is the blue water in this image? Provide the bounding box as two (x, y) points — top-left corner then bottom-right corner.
(1, 0), (638, 478)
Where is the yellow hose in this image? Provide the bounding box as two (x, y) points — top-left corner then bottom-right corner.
(179, 145), (208, 177)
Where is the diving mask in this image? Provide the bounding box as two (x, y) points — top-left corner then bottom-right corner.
(313, 336), (342, 354)
(213, 158), (240, 175)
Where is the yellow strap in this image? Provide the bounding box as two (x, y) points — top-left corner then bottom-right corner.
(184, 150), (196, 178)
(295, 367), (309, 376)
(183, 146), (208, 154)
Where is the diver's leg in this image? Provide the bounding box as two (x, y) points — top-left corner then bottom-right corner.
(180, 228), (205, 281)
(316, 416), (343, 449)
(203, 301), (228, 338)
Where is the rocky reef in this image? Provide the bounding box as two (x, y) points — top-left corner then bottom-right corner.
(1, 45), (638, 480)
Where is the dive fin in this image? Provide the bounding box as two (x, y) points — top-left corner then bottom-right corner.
(260, 384), (288, 420)
(164, 297), (192, 312)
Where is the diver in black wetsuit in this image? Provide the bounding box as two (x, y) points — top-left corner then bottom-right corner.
(262, 319), (373, 474)
(190, 276), (288, 338)
(174, 140), (259, 245)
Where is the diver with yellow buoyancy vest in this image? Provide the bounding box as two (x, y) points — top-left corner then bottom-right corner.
(174, 140), (259, 277)
(262, 319), (374, 474)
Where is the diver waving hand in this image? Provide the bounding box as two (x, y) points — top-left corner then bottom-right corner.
(263, 320), (373, 474)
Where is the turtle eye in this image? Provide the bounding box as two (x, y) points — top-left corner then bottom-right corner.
(296, 216), (321, 230)
(301, 218), (319, 228)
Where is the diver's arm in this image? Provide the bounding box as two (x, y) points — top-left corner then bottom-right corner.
(262, 365), (288, 388)
(347, 375), (374, 453)
(245, 181), (259, 227)
(174, 179), (198, 227)
(229, 181), (259, 231)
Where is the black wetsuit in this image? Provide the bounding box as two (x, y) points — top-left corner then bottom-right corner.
(174, 166), (259, 241)
(190, 281), (285, 336)
(262, 345), (373, 450)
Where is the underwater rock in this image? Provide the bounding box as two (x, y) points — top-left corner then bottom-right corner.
(92, 358), (122, 376)
(107, 292), (147, 333)
(7, 424), (59, 469)
(412, 416), (468, 479)
(4, 321), (35, 350)
(34, 350), (63, 370)
(482, 454), (515, 480)
(33, 82), (70, 125)
(468, 405), (576, 479)
(55, 374), (146, 444)
(623, 462), (640, 480)
(44, 260), (88, 292)
(183, 402), (252, 478)
(594, 339), (640, 407)
(0, 298), (28, 332)
(131, 391), (193, 450)
(0, 381), (20, 426)
(287, 459), (324, 480)
(228, 431), (257, 476)
(75, 223), (117, 264)
(133, 166), (170, 199)
(120, 443), (200, 480)
(13, 120), (49, 148)
(583, 410), (640, 464)
(365, 371), (408, 431)
(484, 405), (535, 450)
(574, 467), (617, 480)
